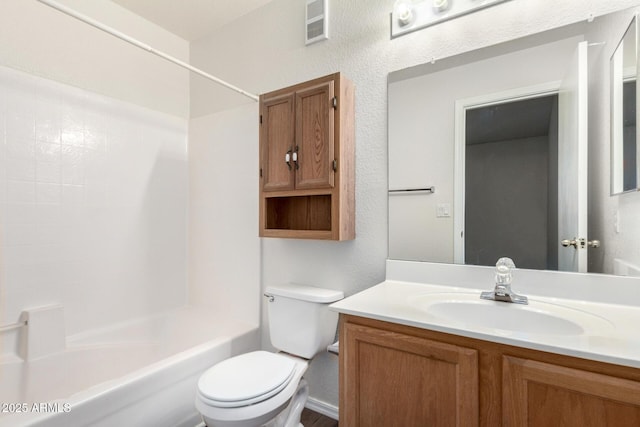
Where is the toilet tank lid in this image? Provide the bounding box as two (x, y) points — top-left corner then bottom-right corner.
(266, 283), (344, 303)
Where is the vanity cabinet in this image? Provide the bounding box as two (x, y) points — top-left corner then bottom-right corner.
(341, 320), (479, 426)
(259, 72), (355, 240)
(503, 356), (640, 426)
(340, 315), (640, 427)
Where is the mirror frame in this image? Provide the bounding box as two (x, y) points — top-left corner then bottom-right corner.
(610, 14), (639, 195)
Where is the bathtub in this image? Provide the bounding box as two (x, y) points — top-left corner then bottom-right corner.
(0, 307), (260, 427)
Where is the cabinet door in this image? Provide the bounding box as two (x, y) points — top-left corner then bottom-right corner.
(503, 356), (640, 426)
(261, 93), (295, 192)
(342, 322), (479, 427)
(295, 80), (335, 190)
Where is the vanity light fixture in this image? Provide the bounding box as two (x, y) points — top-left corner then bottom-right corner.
(393, 0), (415, 26)
(432, 0), (449, 13)
(391, 0), (513, 39)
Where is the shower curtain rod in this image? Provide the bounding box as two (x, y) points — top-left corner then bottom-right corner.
(36, 0), (259, 102)
(0, 320), (27, 333)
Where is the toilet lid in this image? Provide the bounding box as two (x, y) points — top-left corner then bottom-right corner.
(198, 351), (297, 408)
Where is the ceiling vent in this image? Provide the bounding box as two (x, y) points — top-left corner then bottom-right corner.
(305, 0), (328, 45)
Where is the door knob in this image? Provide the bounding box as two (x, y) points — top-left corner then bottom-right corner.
(561, 239), (580, 248)
(561, 238), (600, 249)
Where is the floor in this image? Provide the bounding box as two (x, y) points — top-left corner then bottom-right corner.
(301, 408), (338, 427)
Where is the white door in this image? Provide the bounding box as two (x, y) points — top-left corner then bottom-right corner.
(557, 41), (588, 272)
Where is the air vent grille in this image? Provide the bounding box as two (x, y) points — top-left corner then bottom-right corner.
(305, 0), (328, 45)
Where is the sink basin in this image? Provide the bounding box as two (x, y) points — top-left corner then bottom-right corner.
(410, 292), (613, 336)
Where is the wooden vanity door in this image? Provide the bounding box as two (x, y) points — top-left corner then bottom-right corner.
(341, 321), (479, 427)
(503, 356), (640, 426)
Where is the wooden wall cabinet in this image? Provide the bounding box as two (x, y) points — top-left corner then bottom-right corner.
(340, 315), (640, 427)
(259, 73), (355, 240)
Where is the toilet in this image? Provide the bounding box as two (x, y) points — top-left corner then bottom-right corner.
(195, 283), (344, 427)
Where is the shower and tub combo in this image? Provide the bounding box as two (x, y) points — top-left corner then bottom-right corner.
(0, 305), (259, 427)
(0, 59), (257, 426)
(0, 288), (342, 427)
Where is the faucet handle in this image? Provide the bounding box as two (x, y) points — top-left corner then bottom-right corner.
(482, 257), (527, 304)
(495, 257), (515, 285)
(496, 257), (515, 271)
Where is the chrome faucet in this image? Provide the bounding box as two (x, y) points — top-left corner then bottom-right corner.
(480, 257), (528, 304)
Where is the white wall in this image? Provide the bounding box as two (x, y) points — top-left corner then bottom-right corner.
(0, 0), (190, 118)
(189, 0), (640, 410)
(188, 103), (261, 327)
(0, 65), (188, 357)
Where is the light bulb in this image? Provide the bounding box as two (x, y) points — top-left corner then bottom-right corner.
(433, 0), (449, 12)
(393, 0), (414, 26)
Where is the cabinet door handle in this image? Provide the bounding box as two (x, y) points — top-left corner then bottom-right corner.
(285, 150), (292, 170)
(292, 146), (299, 170)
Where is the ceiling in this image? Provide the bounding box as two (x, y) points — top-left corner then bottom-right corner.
(111, 0), (274, 41)
(466, 95), (558, 145)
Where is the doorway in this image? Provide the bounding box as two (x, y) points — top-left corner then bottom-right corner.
(463, 95), (559, 270)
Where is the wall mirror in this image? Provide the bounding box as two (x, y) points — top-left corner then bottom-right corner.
(388, 7), (640, 277)
(611, 15), (639, 195)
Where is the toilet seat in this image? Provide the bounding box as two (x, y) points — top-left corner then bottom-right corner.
(195, 352), (309, 427)
(197, 351), (297, 408)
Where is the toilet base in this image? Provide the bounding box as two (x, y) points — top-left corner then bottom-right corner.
(201, 378), (309, 427)
(267, 379), (308, 427)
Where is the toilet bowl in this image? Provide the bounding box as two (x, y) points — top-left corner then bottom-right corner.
(195, 283), (343, 427)
(196, 351), (308, 427)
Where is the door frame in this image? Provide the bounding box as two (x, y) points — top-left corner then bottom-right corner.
(453, 81), (562, 264)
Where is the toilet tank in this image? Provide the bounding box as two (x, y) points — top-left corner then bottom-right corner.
(265, 283), (344, 359)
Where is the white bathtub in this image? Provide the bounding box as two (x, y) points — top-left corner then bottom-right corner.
(0, 307), (260, 427)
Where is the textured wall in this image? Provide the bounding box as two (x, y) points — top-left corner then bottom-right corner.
(189, 0), (640, 410)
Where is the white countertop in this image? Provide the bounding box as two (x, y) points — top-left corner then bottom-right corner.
(331, 278), (640, 369)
